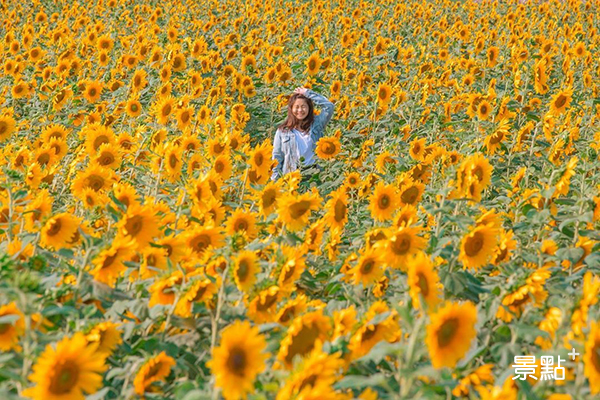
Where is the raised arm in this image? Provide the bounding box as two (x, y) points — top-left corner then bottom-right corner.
(304, 89), (334, 139)
(271, 128), (284, 181)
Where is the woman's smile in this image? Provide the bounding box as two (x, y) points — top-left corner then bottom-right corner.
(292, 100), (309, 120)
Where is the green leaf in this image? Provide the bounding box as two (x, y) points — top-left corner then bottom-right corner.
(334, 373), (386, 390)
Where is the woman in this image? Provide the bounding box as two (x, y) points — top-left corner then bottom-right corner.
(271, 86), (335, 181)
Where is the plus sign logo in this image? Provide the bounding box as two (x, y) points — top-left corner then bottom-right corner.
(568, 348), (579, 361)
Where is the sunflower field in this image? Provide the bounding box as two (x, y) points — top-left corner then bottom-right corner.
(1, 0), (600, 398)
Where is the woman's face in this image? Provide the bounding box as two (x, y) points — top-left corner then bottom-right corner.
(292, 98), (309, 121)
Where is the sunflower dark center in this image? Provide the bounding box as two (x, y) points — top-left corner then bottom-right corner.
(289, 200), (312, 219)
(334, 199), (346, 222)
(437, 318), (459, 348)
(86, 174), (105, 191)
(392, 234), (411, 255)
(234, 219), (248, 232)
(362, 324), (379, 342)
(378, 194), (390, 209)
(169, 154), (178, 168)
(190, 234), (211, 254)
(227, 347), (247, 376)
(49, 360), (79, 394)
(237, 260), (249, 282)
(0, 323), (10, 334)
(361, 260), (374, 274)
(285, 324), (320, 364)
(417, 272), (429, 296)
(93, 135), (109, 150)
(125, 215), (144, 237)
(47, 219), (62, 236)
(465, 231), (484, 256)
(591, 340), (600, 373)
(262, 190), (276, 209)
(322, 142), (336, 154)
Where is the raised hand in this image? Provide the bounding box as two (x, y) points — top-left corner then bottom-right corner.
(293, 87), (308, 96)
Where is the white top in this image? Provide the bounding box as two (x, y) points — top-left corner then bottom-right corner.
(293, 128), (315, 166)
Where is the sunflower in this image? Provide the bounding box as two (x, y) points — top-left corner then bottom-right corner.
(323, 186), (348, 231)
(368, 182), (398, 222)
(278, 246), (307, 290)
(125, 98), (142, 118)
(40, 213), (81, 250)
(247, 285), (281, 323)
(154, 96), (175, 124)
(47, 137), (69, 159)
(583, 321), (600, 394)
(332, 306), (357, 340)
(549, 88), (572, 116)
(426, 301), (477, 369)
(94, 143), (121, 169)
(139, 247), (169, 279)
(487, 46), (499, 67)
(278, 310), (332, 368)
(303, 220), (325, 255)
(277, 344), (344, 400)
(233, 250), (260, 292)
(407, 252), (442, 311)
(175, 278), (219, 317)
(345, 171), (361, 188)
(83, 124), (116, 155)
(484, 119), (510, 155)
(133, 352), (176, 396)
(12, 80), (30, 99)
(459, 225), (498, 270)
(208, 320), (268, 400)
(206, 137), (229, 158)
(348, 301), (400, 360)
(377, 83), (392, 105)
(212, 153), (232, 181)
(255, 180), (281, 216)
(277, 189), (321, 232)
(22, 333), (107, 400)
(24, 189), (53, 233)
(226, 209), (258, 241)
(0, 114), (16, 142)
(276, 296), (310, 326)
(164, 144), (183, 183)
(112, 182), (139, 209)
(185, 226), (224, 256)
(90, 238), (136, 287)
(34, 147), (58, 168)
(176, 106), (193, 131)
(249, 142), (273, 176)
(130, 69), (147, 92)
(0, 302), (25, 351)
(349, 247), (385, 287)
(381, 226), (427, 269)
(465, 153), (493, 189)
(83, 80), (103, 103)
(197, 104), (212, 125)
(409, 137), (426, 161)
(306, 53), (321, 75)
(96, 34), (114, 52)
(315, 136), (341, 160)
(117, 204), (160, 250)
(85, 322), (122, 356)
(477, 100), (492, 120)
(148, 271), (184, 307)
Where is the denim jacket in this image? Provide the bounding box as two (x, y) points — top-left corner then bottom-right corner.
(271, 89), (335, 181)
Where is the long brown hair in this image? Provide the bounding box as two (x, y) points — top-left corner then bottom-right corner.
(278, 93), (314, 132)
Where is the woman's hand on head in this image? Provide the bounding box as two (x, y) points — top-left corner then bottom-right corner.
(293, 87), (308, 96)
